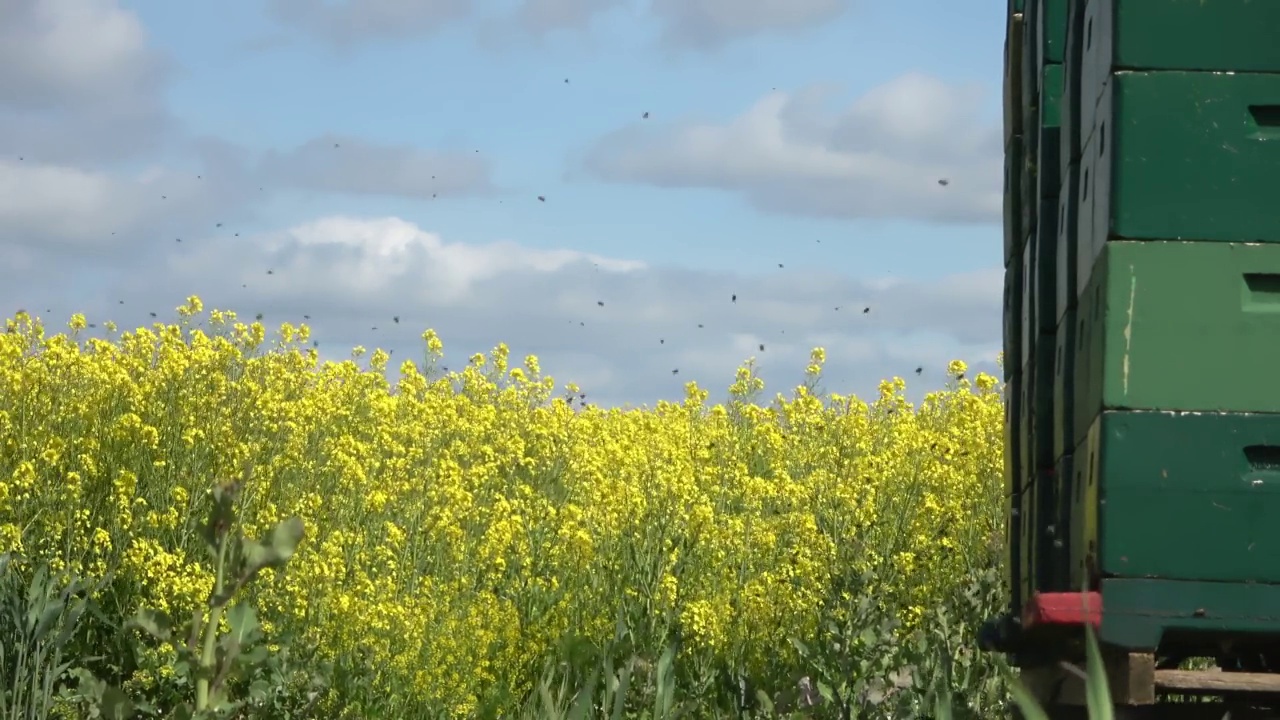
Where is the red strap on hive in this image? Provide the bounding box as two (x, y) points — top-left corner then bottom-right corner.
(1022, 592), (1102, 629)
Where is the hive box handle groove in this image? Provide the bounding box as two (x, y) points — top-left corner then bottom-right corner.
(1243, 445), (1280, 473)
(1243, 273), (1280, 312)
(1248, 105), (1280, 140)
(1248, 105), (1280, 128)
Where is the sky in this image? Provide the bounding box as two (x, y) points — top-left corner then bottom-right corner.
(1, 0), (1008, 409)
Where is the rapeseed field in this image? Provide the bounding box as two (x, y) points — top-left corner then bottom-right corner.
(0, 297), (1013, 719)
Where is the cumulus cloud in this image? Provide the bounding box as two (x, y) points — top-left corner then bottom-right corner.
(267, 0), (850, 48)
(0, 128), (498, 253)
(0, 0), (261, 256)
(0, 142), (261, 255)
(258, 135), (496, 200)
(1, 216), (1001, 409)
(265, 0), (471, 46)
(516, 0), (626, 33)
(583, 73), (1003, 223)
(650, 0), (849, 48)
(0, 127), (503, 259)
(0, 0), (1004, 409)
(0, 0), (175, 163)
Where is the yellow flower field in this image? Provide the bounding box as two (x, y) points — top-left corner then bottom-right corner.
(0, 297), (1012, 719)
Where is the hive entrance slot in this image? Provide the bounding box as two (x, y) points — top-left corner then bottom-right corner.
(1248, 105), (1280, 128)
(1243, 445), (1280, 473)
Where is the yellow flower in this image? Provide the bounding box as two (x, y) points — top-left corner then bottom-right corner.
(0, 303), (1005, 716)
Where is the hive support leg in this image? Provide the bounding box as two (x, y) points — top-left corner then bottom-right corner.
(1013, 651), (1157, 718)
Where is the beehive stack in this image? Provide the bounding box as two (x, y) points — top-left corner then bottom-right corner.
(1007, 0), (1280, 627)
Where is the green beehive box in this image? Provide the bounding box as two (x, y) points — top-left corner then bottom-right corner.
(1005, 372), (1022, 495)
(1019, 469), (1058, 599)
(1031, 196), (1059, 336)
(1020, 238), (1037, 369)
(1070, 428), (1095, 591)
(1053, 309), (1075, 461)
(1086, 72), (1280, 256)
(1040, 64), (1063, 127)
(1007, 485), (1024, 614)
(1086, 77), (1112, 266)
(1004, 251), (1023, 379)
(1035, 0), (1066, 65)
(1059, 0), (1084, 163)
(1052, 452), (1074, 591)
(1021, 2), (1040, 120)
(1077, 241), (1280, 419)
(1055, 162), (1079, 323)
(1020, 135), (1038, 233)
(1021, 348), (1055, 486)
(1033, 340), (1055, 472)
(1019, 357), (1033, 486)
(1074, 131), (1096, 300)
(1004, 138), (1024, 265)
(1087, 411), (1280, 585)
(1071, 275), (1096, 447)
(1018, 485), (1034, 607)
(1080, 0), (1280, 121)
(1004, 13), (1025, 145)
(1026, 465), (1057, 595)
(1022, 63), (1062, 136)
(1037, 65), (1063, 199)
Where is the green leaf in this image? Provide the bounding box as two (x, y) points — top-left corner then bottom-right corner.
(609, 661), (633, 720)
(26, 563), (49, 620)
(31, 599), (67, 643)
(788, 637), (810, 659)
(565, 667), (598, 720)
(241, 644), (269, 666)
(202, 482), (240, 551)
(1082, 626), (1116, 720)
(247, 678), (271, 701)
(101, 685), (136, 720)
(653, 644), (677, 720)
(128, 608), (173, 641)
(816, 679), (835, 704)
(243, 518), (305, 577)
(225, 603), (259, 646)
(1007, 678), (1052, 720)
(54, 598), (89, 648)
(933, 690), (954, 720)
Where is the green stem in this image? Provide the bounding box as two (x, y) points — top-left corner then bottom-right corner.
(196, 534), (231, 711)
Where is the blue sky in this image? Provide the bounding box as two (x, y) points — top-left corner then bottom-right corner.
(1, 0), (1008, 408)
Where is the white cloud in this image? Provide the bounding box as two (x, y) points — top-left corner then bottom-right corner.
(0, 216), (1001, 409)
(265, 0), (471, 46)
(0, 0), (1004, 410)
(0, 0), (164, 109)
(0, 152), (259, 253)
(650, 0), (848, 48)
(517, 0), (627, 33)
(0, 0), (174, 163)
(583, 73), (1003, 223)
(266, 0), (850, 49)
(258, 135), (496, 200)
(0, 129), (496, 253)
(236, 216), (643, 304)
